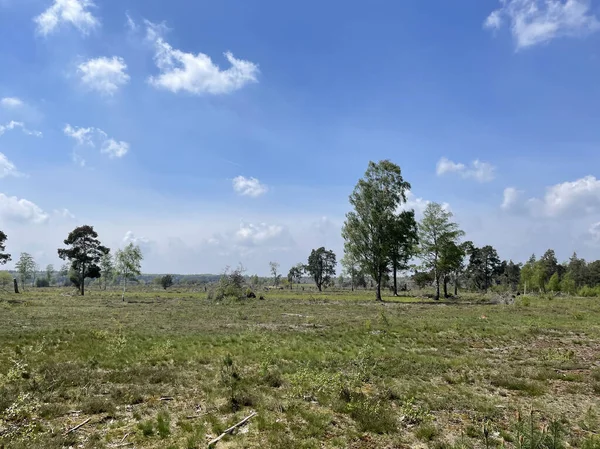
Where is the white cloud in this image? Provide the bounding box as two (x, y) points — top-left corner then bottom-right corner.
(64, 124), (129, 161)
(0, 153), (22, 178)
(588, 222), (600, 243)
(538, 175), (600, 216)
(77, 56), (130, 95)
(234, 222), (292, 248)
(232, 176), (268, 197)
(436, 157), (495, 182)
(503, 176), (600, 217)
(64, 124), (94, 145)
(101, 139), (129, 158)
(126, 12), (137, 32)
(146, 21), (259, 95)
(53, 208), (76, 219)
(484, 0), (600, 49)
(34, 0), (99, 36)
(0, 193), (49, 224)
(1, 97), (24, 108)
(400, 191), (451, 216)
(0, 121), (42, 137)
(501, 187), (524, 211)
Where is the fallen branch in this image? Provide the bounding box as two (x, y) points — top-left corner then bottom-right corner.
(159, 396), (174, 401)
(186, 412), (208, 419)
(63, 417), (91, 435)
(120, 432), (131, 443)
(207, 411), (257, 447)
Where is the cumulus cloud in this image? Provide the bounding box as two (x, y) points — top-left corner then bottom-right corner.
(0, 193), (49, 224)
(234, 222), (293, 249)
(502, 176), (600, 217)
(53, 208), (76, 219)
(146, 21), (259, 95)
(232, 176), (268, 197)
(0, 153), (22, 178)
(484, 0), (600, 49)
(436, 157), (495, 182)
(0, 121), (42, 137)
(399, 191), (451, 216)
(77, 56), (130, 95)
(64, 124), (129, 162)
(1, 97), (24, 108)
(501, 187), (525, 211)
(34, 0), (99, 36)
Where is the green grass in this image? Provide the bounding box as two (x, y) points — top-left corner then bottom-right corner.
(0, 287), (599, 447)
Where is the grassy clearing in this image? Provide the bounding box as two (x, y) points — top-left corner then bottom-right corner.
(0, 289), (599, 448)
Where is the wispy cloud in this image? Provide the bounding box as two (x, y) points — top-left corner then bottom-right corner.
(484, 0), (600, 49)
(0, 97), (24, 108)
(232, 176), (268, 197)
(0, 121), (42, 137)
(34, 0), (99, 36)
(77, 56), (130, 95)
(436, 157), (495, 182)
(145, 20), (259, 95)
(64, 124), (129, 164)
(0, 153), (23, 179)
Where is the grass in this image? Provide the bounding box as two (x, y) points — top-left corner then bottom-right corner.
(0, 287), (599, 448)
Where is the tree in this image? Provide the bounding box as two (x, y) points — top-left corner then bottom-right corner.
(501, 260), (521, 292)
(439, 241), (467, 297)
(269, 261), (281, 287)
(161, 274), (174, 290)
(0, 231), (11, 265)
(341, 251), (362, 292)
(287, 264), (304, 290)
(418, 203), (464, 300)
(0, 271), (13, 290)
(342, 160), (411, 301)
(115, 243), (143, 301)
(413, 270), (434, 289)
(538, 249), (558, 287)
(15, 252), (36, 291)
(306, 247), (337, 291)
(567, 252), (587, 288)
(466, 245), (502, 292)
(58, 225), (109, 296)
(547, 272), (560, 292)
(389, 210), (418, 296)
(560, 272), (576, 294)
(99, 252), (114, 290)
(45, 264), (54, 285)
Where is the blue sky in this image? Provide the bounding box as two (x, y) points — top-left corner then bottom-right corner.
(2, 0), (600, 274)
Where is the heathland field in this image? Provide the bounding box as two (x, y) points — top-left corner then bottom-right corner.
(1, 289), (600, 448)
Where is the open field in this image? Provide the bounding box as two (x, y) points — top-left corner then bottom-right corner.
(1, 289), (600, 448)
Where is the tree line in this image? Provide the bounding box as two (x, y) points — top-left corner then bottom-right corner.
(0, 226), (143, 299)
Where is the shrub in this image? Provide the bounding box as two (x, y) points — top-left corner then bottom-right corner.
(215, 265), (246, 300)
(36, 278), (50, 288)
(157, 410), (171, 438)
(160, 274), (174, 290)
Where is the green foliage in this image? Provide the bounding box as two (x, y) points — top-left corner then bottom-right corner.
(418, 203), (465, 299)
(57, 225), (110, 296)
(15, 252), (36, 291)
(269, 261), (281, 286)
(547, 273), (560, 292)
(306, 247), (336, 291)
(115, 243), (143, 300)
(578, 286), (600, 297)
(0, 230), (11, 265)
(342, 160), (411, 300)
(467, 245), (501, 292)
(287, 263), (304, 289)
(220, 354), (241, 411)
(215, 265), (246, 300)
(0, 271), (13, 289)
(35, 278), (50, 288)
(560, 272), (576, 294)
(99, 253), (113, 290)
(160, 274), (174, 290)
(389, 209), (419, 294)
(156, 410), (171, 438)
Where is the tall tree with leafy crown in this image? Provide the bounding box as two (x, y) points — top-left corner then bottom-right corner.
(0, 231), (11, 266)
(342, 160), (411, 301)
(306, 247), (336, 291)
(418, 203), (464, 300)
(58, 225), (109, 296)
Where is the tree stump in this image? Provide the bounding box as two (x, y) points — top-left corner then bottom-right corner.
(13, 278), (19, 294)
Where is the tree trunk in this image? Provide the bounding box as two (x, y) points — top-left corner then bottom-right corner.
(14, 278), (19, 294)
(435, 270), (440, 300)
(122, 279), (126, 302)
(375, 274), (382, 301)
(443, 276), (448, 298)
(393, 263), (398, 296)
(454, 275), (458, 296)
